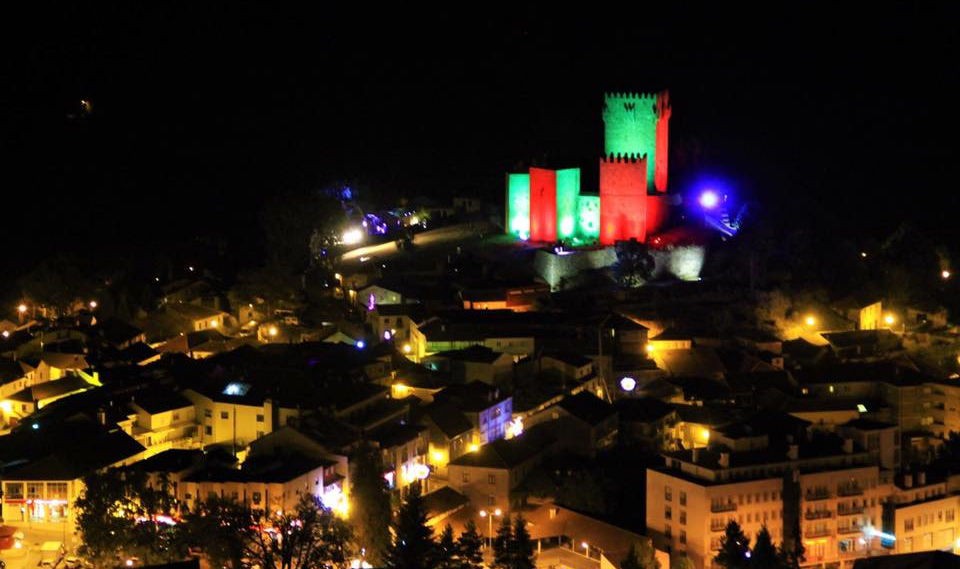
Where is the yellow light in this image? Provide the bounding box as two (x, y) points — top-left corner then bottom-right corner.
(210, 319), (218, 328)
(944, 270), (952, 280)
(409, 215), (420, 225)
(430, 450), (446, 464)
(582, 541), (589, 550)
(805, 315), (816, 327)
(884, 314), (895, 326)
(392, 384), (410, 398)
(268, 326), (278, 337)
(645, 343), (655, 354)
(595, 387), (604, 398)
(699, 428), (710, 443)
(334, 273), (342, 280)
(468, 443), (479, 453)
(89, 300), (98, 309)
(479, 510), (487, 518)
(860, 251), (867, 258)
(494, 508), (502, 516)
(0, 401), (10, 414)
(403, 343), (412, 354)
(17, 304), (26, 314)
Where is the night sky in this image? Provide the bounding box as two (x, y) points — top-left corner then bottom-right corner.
(4, 5), (959, 272)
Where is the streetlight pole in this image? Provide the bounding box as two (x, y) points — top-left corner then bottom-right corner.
(479, 508), (502, 549)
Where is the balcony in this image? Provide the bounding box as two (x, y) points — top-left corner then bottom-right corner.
(805, 510), (833, 520)
(711, 523), (727, 532)
(805, 528), (832, 538)
(838, 505), (865, 516)
(805, 490), (831, 501)
(711, 502), (737, 513)
(838, 525), (865, 535)
(837, 486), (864, 497)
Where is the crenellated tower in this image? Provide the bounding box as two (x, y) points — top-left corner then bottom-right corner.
(602, 91), (670, 193)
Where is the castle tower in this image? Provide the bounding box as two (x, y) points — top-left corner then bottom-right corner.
(654, 90), (671, 193)
(528, 167), (558, 242)
(599, 153), (647, 245)
(603, 91), (669, 193)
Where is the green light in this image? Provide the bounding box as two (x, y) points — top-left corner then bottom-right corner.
(577, 195), (600, 241)
(556, 168), (580, 240)
(507, 173), (530, 239)
(603, 93), (658, 190)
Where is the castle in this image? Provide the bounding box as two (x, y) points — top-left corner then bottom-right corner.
(506, 91), (672, 245)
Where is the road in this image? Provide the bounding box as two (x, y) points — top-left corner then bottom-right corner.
(0, 521), (77, 569)
(338, 221), (496, 265)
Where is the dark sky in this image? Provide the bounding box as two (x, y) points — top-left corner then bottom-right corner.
(3, 5), (959, 269)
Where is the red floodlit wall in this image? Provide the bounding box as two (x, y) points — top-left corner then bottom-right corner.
(529, 167), (557, 241)
(599, 154), (647, 245)
(654, 91), (671, 193)
(646, 194), (669, 236)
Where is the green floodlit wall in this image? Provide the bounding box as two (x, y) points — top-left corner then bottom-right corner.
(507, 173), (530, 239)
(556, 168), (580, 240)
(577, 195), (600, 241)
(603, 93), (658, 190)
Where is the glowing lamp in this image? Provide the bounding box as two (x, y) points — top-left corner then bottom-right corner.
(494, 508), (502, 516)
(805, 315), (817, 327)
(884, 314), (895, 326)
(409, 215), (419, 226)
(582, 542), (589, 550)
(342, 228), (364, 245)
(1, 331), (8, 339)
(17, 304), (26, 314)
(645, 343), (655, 354)
(356, 340), (366, 349)
(620, 377), (637, 391)
(268, 326), (278, 337)
(943, 270), (952, 280)
(468, 443), (479, 453)
(699, 190), (719, 209)
(89, 300), (98, 309)
(403, 344), (412, 354)
(383, 330), (392, 340)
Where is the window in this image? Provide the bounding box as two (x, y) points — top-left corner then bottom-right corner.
(46, 483), (67, 500)
(948, 509), (955, 522)
(680, 511), (687, 525)
(905, 518), (914, 532)
(488, 496), (495, 506)
(256, 431), (264, 439)
(252, 492), (262, 504)
(173, 412), (180, 421)
(204, 426), (212, 436)
(680, 530), (687, 545)
(184, 493), (192, 500)
(665, 506), (672, 520)
(462, 473), (470, 483)
(5, 483), (23, 499)
(220, 411), (229, 419)
(488, 474), (496, 485)
(256, 414), (265, 423)
(27, 483), (43, 499)
(665, 486), (673, 501)
(665, 525), (672, 539)
(204, 409), (212, 418)
(680, 491), (687, 506)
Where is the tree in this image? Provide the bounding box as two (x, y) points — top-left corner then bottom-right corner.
(181, 496), (253, 569)
(491, 515), (513, 569)
(350, 442), (393, 565)
(436, 524), (460, 569)
(622, 540), (660, 569)
(714, 521), (751, 569)
(261, 189), (344, 271)
(242, 494), (353, 569)
(75, 469), (185, 566)
(457, 520), (484, 569)
(613, 239), (656, 287)
(386, 484), (436, 569)
(511, 515), (535, 569)
(18, 254), (97, 316)
(751, 526), (784, 569)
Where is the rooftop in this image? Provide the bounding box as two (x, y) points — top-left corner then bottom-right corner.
(557, 392), (616, 426)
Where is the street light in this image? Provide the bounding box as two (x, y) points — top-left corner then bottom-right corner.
(479, 508), (502, 549)
(805, 315), (817, 327)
